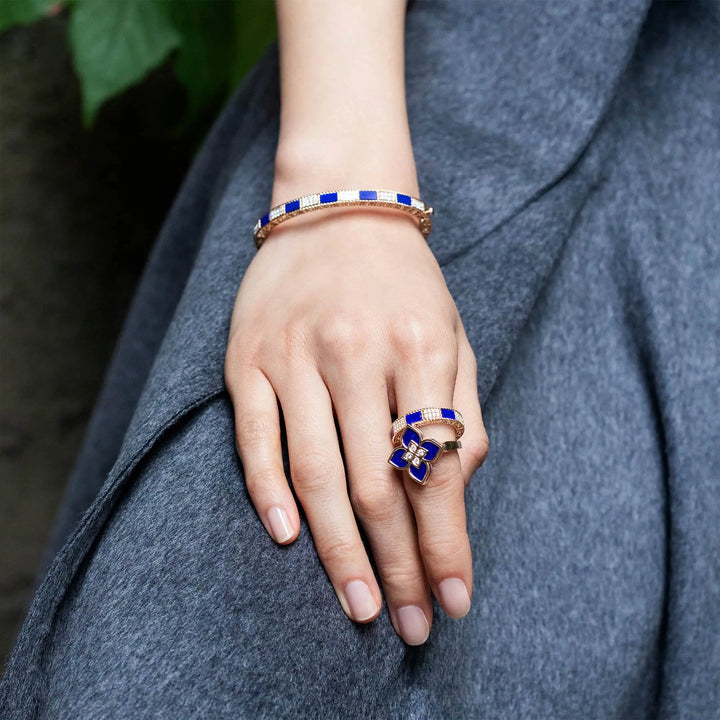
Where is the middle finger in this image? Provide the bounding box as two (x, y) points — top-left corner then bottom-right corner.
(274, 363), (382, 624)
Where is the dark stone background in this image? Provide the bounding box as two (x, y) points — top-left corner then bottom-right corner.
(0, 15), (207, 667)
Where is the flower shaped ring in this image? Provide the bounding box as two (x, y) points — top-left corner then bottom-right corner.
(387, 424), (462, 485)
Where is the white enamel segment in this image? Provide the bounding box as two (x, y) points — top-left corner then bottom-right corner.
(299, 194), (321, 209)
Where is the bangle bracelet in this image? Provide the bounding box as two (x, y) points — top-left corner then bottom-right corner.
(252, 188), (434, 249)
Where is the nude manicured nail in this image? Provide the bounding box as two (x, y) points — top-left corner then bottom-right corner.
(396, 606), (430, 645)
(438, 578), (471, 618)
(344, 579), (378, 621)
(267, 506), (293, 543)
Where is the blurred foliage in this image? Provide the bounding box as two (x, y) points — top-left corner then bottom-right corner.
(0, 0), (277, 130)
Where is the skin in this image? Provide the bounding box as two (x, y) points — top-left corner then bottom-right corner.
(224, 0), (489, 646)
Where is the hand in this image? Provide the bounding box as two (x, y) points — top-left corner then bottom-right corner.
(224, 203), (489, 646)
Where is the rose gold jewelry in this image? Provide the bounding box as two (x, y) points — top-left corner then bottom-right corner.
(253, 188), (434, 249)
(391, 407), (464, 446)
(387, 424), (462, 485)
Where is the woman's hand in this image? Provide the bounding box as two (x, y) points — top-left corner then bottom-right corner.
(235, 0), (490, 646)
(224, 198), (489, 646)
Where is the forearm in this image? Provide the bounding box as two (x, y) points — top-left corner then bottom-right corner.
(272, 0), (419, 204)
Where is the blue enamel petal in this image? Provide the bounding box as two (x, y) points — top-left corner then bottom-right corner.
(388, 447), (409, 468)
(420, 440), (442, 462)
(401, 426), (420, 448)
(409, 461), (429, 483)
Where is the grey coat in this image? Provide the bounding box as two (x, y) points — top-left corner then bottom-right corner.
(2, 1), (719, 717)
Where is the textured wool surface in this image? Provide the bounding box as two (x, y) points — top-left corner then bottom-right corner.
(2, 1), (719, 718)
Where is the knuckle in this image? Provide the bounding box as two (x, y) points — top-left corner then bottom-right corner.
(392, 322), (457, 373)
(429, 346), (459, 378)
(391, 314), (437, 356)
(350, 477), (404, 522)
(478, 433), (491, 463)
(380, 565), (428, 591)
(422, 532), (470, 570)
(245, 464), (280, 494)
(320, 537), (357, 566)
(466, 433), (490, 468)
(291, 449), (341, 495)
(235, 417), (274, 452)
(317, 311), (368, 358)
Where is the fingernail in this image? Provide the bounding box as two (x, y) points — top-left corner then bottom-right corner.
(344, 579), (378, 622)
(395, 606), (430, 645)
(438, 578), (471, 618)
(267, 506), (293, 543)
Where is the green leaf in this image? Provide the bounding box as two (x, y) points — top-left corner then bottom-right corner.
(68, 0), (181, 128)
(166, 0), (277, 137)
(230, 0), (277, 88)
(168, 0), (236, 130)
(0, 0), (65, 34)
(168, 0), (277, 134)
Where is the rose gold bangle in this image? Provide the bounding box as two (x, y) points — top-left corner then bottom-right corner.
(252, 188), (434, 249)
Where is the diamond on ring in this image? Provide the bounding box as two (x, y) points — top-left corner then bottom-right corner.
(387, 424), (461, 485)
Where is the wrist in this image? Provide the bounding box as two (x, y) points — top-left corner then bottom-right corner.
(272, 135), (420, 207)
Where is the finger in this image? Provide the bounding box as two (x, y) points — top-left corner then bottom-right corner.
(225, 362), (300, 545)
(275, 363), (382, 624)
(453, 326), (490, 487)
(326, 363), (432, 646)
(392, 335), (473, 619)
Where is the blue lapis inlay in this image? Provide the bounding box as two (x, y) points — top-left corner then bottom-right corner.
(260, 213), (270, 227)
(402, 426), (421, 447)
(359, 190), (377, 200)
(320, 192), (338, 204)
(397, 193), (412, 205)
(441, 408), (455, 419)
(285, 199), (300, 213)
(390, 448), (407, 467)
(409, 462), (429, 483)
(387, 425), (443, 484)
(406, 411), (423, 424)
(421, 441), (441, 462)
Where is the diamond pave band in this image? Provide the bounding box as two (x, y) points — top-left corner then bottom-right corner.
(391, 407), (464, 447)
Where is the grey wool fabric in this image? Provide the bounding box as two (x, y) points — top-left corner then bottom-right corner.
(2, 0), (719, 717)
